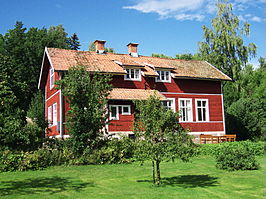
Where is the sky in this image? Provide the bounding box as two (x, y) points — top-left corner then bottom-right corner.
(0, 0), (265, 66)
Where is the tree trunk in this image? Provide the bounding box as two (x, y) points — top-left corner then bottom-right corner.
(152, 161), (155, 184)
(155, 159), (161, 185)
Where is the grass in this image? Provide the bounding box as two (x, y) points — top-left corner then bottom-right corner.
(0, 155), (264, 199)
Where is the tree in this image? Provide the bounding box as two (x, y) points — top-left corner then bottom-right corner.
(198, 0), (256, 107)
(151, 53), (172, 59)
(56, 66), (112, 154)
(175, 53), (201, 60)
(88, 42), (115, 53)
(68, 33), (81, 50)
(134, 95), (195, 185)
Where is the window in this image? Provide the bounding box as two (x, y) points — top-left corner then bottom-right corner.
(161, 98), (176, 112)
(109, 105), (131, 120)
(110, 105), (119, 120)
(48, 106), (52, 126)
(196, 99), (209, 122)
(122, 105), (131, 115)
(156, 70), (171, 82)
(124, 68), (141, 81)
(52, 103), (57, 126)
(178, 98), (193, 122)
(50, 68), (54, 89)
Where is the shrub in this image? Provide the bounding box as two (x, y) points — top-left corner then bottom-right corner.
(198, 141), (264, 156)
(214, 142), (260, 171)
(88, 137), (135, 164)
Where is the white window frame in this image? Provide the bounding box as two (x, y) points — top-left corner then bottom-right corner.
(52, 103), (57, 126)
(155, 70), (171, 83)
(50, 68), (55, 89)
(48, 106), (52, 126)
(195, 99), (209, 122)
(109, 105), (119, 120)
(178, 98), (193, 122)
(121, 105), (131, 115)
(162, 98), (176, 112)
(124, 68), (141, 81)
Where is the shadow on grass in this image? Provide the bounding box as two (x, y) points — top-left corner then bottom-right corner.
(137, 175), (219, 188)
(0, 176), (94, 196)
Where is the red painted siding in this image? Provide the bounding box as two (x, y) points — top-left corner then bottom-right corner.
(44, 69), (225, 135)
(45, 64), (61, 137)
(108, 101), (134, 132)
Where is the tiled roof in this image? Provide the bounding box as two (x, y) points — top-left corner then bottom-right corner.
(108, 88), (166, 100)
(46, 48), (231, 81)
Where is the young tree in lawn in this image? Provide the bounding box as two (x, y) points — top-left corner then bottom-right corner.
(68, 33), (81, 50)
(198, 0), (256, 107)
(56, 66), (112, 154)
(134, 95), (195, 185)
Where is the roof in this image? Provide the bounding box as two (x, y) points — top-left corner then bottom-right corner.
(42, 47), (232, 81)
(108, 88), (166, 100)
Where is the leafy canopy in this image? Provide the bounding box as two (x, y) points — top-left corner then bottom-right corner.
(56, 66), (112, 154)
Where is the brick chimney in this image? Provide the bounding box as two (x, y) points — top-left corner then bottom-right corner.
(127, 42), (139, 57)
(94, 40), (106, 54)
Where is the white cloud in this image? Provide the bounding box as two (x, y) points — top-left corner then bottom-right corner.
(175, 14), (205, 21)
(250, 16), (262, 22)
(123, 0), (265, 22)
(123, 0), (205, 16)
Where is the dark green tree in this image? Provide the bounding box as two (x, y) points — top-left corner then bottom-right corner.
(56, 66), (112, 154)
(134, 95), (195, 185)
(68, 33), (81, 50)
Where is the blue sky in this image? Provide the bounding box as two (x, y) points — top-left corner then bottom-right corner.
(0, 0), (265, 66)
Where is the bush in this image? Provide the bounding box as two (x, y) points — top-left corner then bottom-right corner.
(198, 141), (264, 156)
(214, 141), (260, 171)
(88, 137), (135, 164)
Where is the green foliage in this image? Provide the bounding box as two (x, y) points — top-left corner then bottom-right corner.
(151, 53), (173, 59)
(67, 33), (80, 50)
(56, 66), (112, 154)
(88, 137), (135, 164)
(214, 141), (260, 171)
(198, 141), (264, 156)
(175, 53), (201, 60)
(27, 90), (47, 133)
(134, 95), (195, 185)
(198, 0), (257, 109)
(226, 98), (266, 140)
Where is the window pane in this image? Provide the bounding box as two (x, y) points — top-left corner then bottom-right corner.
(131, 69), (134, 78)
(202, 108), (206, 121)
(198, 108), (202, 121)
(135, 69), (140, 79)
(111, 107), (117, 118)
(165, 71), (169, 80)
(197, 101), (201, 107)
(126, 69), (130, 78)
(202, 101), (206, 107)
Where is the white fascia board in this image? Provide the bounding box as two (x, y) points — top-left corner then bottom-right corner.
(38, 47), (54, 89)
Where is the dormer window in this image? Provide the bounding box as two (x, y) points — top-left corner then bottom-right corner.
(155, 70), (171, 83)
(50, 68), (54, 89)
(124, 68), (141, 81)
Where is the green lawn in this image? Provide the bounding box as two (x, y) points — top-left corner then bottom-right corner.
(0, 155), (264, 199)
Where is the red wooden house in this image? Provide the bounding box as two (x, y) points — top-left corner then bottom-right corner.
(38, 40), (231, 140)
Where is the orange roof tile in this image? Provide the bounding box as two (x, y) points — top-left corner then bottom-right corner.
(108, 88), (166, 100)
(46, 48), (231, 81)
